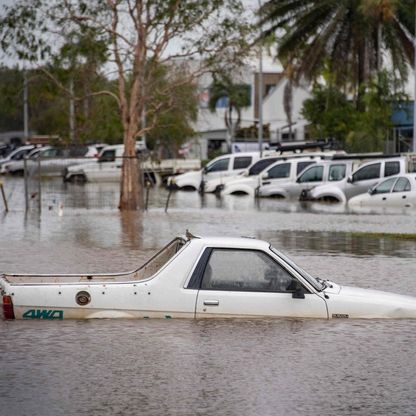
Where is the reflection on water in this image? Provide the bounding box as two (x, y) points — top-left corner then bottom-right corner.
(1, 178), (416, 415)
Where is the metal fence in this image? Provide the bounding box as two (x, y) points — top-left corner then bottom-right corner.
(15, 155), (186, 212)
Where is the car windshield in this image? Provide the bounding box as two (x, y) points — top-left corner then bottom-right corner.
(269, 246), (325, 291)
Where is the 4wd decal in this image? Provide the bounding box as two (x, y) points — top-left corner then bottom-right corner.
(22, 309), (64, 320)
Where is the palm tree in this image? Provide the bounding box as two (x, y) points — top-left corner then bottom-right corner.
(208, 74), (251, 151)
(260, 0), (414, 104)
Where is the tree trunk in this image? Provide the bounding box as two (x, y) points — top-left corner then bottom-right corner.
(119, 128), (142, 211)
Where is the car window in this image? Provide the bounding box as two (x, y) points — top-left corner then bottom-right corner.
(99, 149), (116, 162)
(12, 149), (27, 160)
(205, 158), (230, 173)
(296, 161), (315, 175)
(248, 158), (278, 176)
(352, 163), (381, 182)
(40, 148), (60, 158)
(328, 164), (347, 181)
(267, 163), (290, 179)
(384, 161), (400, 177)
(372, 177), (397, 194)
(201, 249), (298, 293)
(393, 177), (411, 193)
(233, 156), (252, 170)
(298, 165), (323, 183)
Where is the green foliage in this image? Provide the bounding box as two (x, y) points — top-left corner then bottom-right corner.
(302, 84), (355, 144)
(346, 71), (405, 152)
(0, 66), (24, 131)
(260, 0), (413, 95)
(302, 71), (406, 152)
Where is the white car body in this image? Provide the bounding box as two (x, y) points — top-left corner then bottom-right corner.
(349, 174), (416, 209)
(222, 154), (329, 197)
(2, 145), (99, 176)
(2, 234), (416, 320)
(308, 157), (408, 202)
(0, 145), (36, 172)
(256, 157), (323, 198)
(168, 152), (261, 192)
(65, 143), (199, 183)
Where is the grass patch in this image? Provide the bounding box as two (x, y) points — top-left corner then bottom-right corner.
(351, 232), (416, 241)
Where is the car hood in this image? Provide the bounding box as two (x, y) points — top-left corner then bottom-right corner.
(326, 285), (416, 319)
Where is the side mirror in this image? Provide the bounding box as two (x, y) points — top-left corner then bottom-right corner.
(368, 187), (376, 195)
(261, 172), (269, 180)
(347, 175), (353, 183)
(296, 177), (301, 183)
(288, 280), (306, 299)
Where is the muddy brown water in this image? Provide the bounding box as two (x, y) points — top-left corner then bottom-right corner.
(0, 179), (416, 415)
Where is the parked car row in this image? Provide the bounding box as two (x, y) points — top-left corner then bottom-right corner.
(0, 145), (100, 175)
(167, 151), (416, 209)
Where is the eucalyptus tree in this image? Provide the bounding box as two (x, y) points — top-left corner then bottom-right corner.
(260, 0), (414, 104)
(0, 0), (251, 210)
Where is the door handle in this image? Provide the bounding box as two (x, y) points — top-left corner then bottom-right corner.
(203, 300), (219, 306)
(402, 195), (406, 199)
(262, 181), (271, 185)
(382, 197), (386, 201)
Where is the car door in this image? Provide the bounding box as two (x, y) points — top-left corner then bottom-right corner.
(391, 177), (414, 207)
(346, 162), (381, 199)
(291, 164), (325, 198)
(193, 248), (328, 319)
(203, 157), (230, 182)
(366, 177), (397, 207)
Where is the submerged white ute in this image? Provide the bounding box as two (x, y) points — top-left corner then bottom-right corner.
(1, 233), (416, 320)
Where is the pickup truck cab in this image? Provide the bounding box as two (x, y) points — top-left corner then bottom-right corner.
(307, 157), (408, 203)
(222, 155), (324, 197)
(3, 233), (416, 320)
(256, 157), (321, 198)
(64, 143), (145, 183)
(168, 152), (259, 192)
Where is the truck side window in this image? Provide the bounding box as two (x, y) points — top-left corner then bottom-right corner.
(328, 164), (346, 181)
(352, 163), (380, 182)
(298, 166), (323, 183)
(296, 161), (315, 175)
(267, 163), (290, 179)
(99, 150), (116, 162)
(201, 249), (298, 293)
(384, 161), (400, 177)
(233, 156), (252, 170)
(205, 158), (230, 173)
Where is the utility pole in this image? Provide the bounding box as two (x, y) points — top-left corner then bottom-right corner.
(413, 1), (416, 152)
(23, 71), (29, 142)
(69, 78), (75, 144)
(258, 0), (263, 157)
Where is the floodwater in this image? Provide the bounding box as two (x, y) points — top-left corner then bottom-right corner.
(1, 178), (416, 415)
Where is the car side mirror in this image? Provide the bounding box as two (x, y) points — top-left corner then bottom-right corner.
(288, 280), (306, 299)
(368, 187), (376, 195)
(347, 175), (353, 183)
(296, 177), (301, 183)
(261, 172), (269, 180)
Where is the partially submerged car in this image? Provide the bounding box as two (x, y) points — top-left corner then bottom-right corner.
(349, 174), (416, 209)
(167, 152), (260, 192)
(2, 233), (416, 320)
(223, 156), (318, 197)
(306, 157), (410, 203)
(1, 145), (99, 176)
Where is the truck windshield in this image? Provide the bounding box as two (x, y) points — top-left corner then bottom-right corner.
(270, 246), (325, 291)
